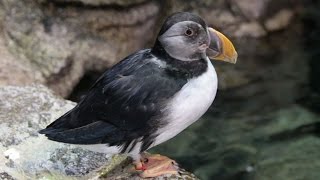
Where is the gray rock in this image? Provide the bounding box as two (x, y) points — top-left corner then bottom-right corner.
(231, 0), (270, 20)
(0, 85), (108, 179)
(44, 0), (148, 6)
(264, 9), (294, 32)
(0, 0), (159, 97)
(0, 0), (304, 98)
(0, 85), (198, 179)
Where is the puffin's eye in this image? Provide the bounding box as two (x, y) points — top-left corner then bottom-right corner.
(185, 28), (194, 36)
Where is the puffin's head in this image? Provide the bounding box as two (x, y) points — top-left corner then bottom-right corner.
(153, 12), (237, 63)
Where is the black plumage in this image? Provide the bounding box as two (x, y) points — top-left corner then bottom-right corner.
(37, 11), (239, 178)
(39, 49), (207, 152)
(39, 12), (212, 154)
(38, 10), (239, 178)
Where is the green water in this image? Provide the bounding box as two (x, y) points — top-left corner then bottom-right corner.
(151, 105), (320, 180)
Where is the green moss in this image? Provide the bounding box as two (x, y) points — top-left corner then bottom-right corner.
(98, 154), (128, 178)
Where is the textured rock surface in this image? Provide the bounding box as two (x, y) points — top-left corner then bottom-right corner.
(0, 0), (160, 97)
(0, 0), (305, 100)
(48, 0), (148, 6)
(0, 85), (197, 179)
(0, 85), (108, 179)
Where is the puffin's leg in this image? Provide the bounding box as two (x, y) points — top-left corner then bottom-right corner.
(134, 153), (179, 178)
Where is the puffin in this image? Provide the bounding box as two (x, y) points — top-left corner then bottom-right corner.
(39, 12), (237, 177)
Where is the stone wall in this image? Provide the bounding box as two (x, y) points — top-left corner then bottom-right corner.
(0, 0), (305, 100)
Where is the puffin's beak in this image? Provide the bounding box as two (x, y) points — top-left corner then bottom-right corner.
(206, 28), (237, 64)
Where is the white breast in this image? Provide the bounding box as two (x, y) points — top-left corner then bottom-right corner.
(153, 58), (218, 147)
(78, 58), (217, 156)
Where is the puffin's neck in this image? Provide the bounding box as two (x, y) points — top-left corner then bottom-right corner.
(151, 40), (208, 79)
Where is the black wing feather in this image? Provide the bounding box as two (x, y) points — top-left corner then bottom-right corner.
(44, 121), (124, 144)
(40, 49), (187, 150)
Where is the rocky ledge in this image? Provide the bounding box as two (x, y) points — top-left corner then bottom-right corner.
(0, 84), (198, 180)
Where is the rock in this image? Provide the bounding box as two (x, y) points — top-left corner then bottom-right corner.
(98, 156), (199, 180)
(0, 84), (198, 179)
(0, 0), (160, 97)
(41, 0), (147, 6)
(234, 22), (267, 38)
(231, 0), (270, 20)
(0, 37), (43, 87)
(0, 84), (108, 179)
(48, 0), (148, 6)
(0, 0), (304, 98)
(0, 172), (15, 180)
(264, 9), (294, 32)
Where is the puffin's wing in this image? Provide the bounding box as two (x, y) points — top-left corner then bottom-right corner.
(41, 121), (125, 144)
(39, 50), (187, 147)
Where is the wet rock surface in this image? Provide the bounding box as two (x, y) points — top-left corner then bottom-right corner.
(0, 85), (197, 179)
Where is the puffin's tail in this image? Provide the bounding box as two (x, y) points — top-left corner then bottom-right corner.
(38, 111), (72, 135)
(39, 110), (121, 145)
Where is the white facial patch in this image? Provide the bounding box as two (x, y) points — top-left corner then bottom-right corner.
(158, 21), (207, 61)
